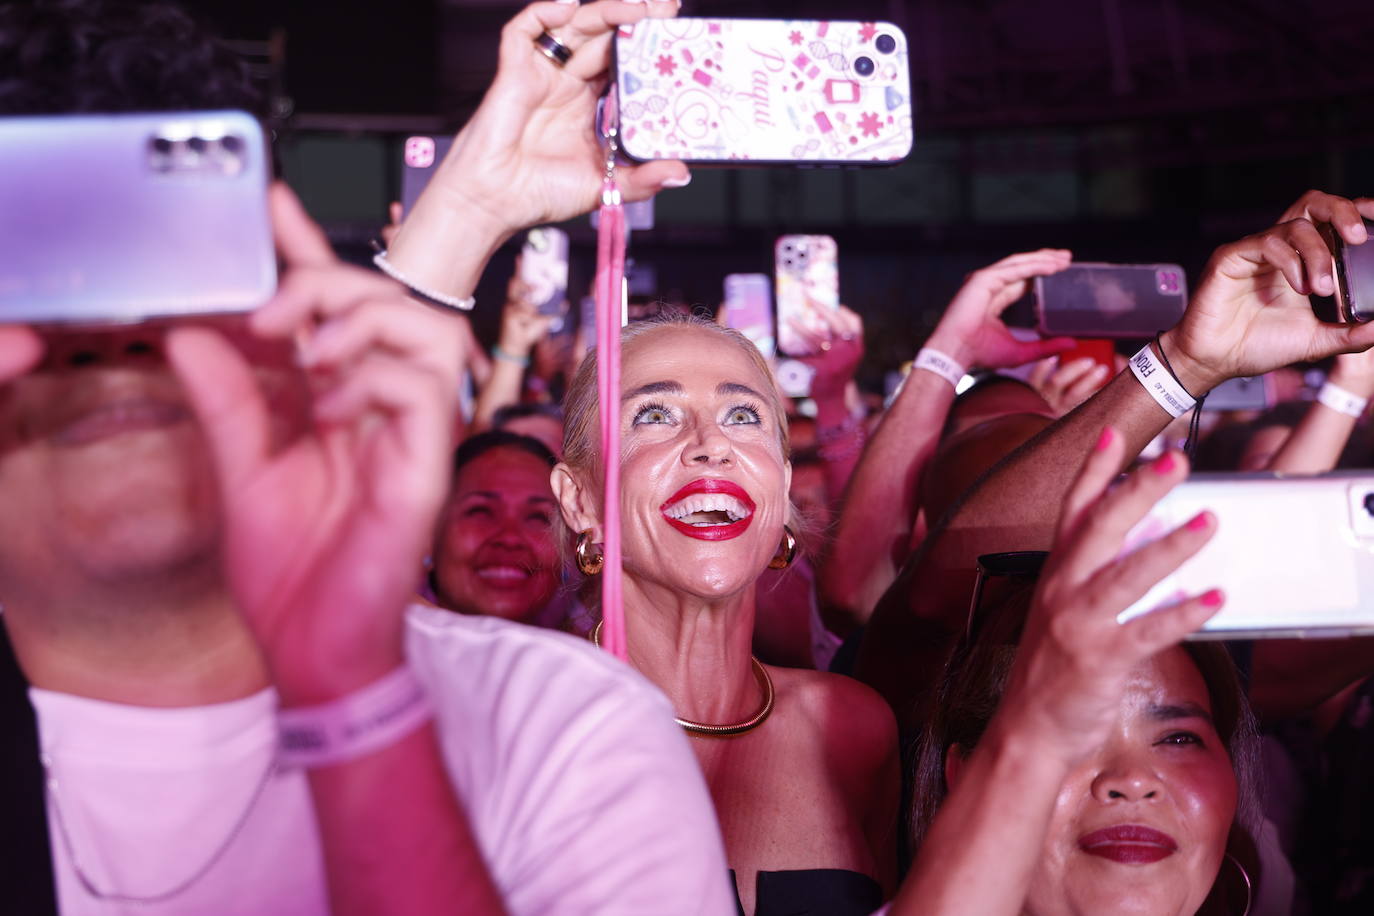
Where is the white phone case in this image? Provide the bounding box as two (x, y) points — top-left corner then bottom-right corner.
(1118, 472), (1374, 638)
(614, 18), (914, 164)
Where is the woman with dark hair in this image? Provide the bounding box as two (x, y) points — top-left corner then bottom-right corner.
(888, 429), (1260, 916)
(430, 431), (562, 626)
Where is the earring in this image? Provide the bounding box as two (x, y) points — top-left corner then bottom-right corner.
(575, 530), (604, 576)
(768, 526), (797, 570)
(1224, 853), (1252, 916)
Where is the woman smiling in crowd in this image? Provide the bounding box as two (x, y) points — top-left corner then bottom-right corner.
(430, 431), (562, 626)
(552, 316), (899, 916)
(889, 431), (1259, 916)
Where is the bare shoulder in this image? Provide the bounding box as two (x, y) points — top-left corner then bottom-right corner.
(766, 665), (898, 763)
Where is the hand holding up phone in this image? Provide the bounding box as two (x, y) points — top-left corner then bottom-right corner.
(999, 429), (1221, 765)
(926, 249), (1077, 371)
(499, 264), (557, 362)
(1160, 191), (1374, 396)
(396, 1), (688, 254)
(168, 184), (464, 704)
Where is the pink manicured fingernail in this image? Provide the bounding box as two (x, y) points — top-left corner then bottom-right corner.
(1187, 511), (1210, 531)
(1095, 426), (1114, 451)
(660, 173), (691, 188)
(1154, 453), (1177, 474)
(556, 0), (579, 5)
(1202, 589), (1224, 608)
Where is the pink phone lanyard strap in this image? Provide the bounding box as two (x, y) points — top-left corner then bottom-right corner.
(594, 133), (627, 661)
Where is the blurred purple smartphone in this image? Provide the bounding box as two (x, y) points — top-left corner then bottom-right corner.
(722, 273), (775, 359)
(519, 227), (570, 317)
(0, 111), (275, 325)
(400, 134), (451, 216)
(775, 234), (838, 356)
(1035, 263), (1187, 339)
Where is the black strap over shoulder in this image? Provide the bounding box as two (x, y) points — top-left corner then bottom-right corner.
(0, 620), (59, 914)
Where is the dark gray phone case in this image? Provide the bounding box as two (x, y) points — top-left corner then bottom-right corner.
(1035, 263), (1188, 339)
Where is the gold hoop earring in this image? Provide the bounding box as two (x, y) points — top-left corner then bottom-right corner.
(575, 530), (604, 576)
(768, 526), (797, 570)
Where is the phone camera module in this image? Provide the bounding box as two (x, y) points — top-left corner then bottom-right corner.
(1364, 492), (1374, 518)
(875, 34), (897, 55)
(854, 56), (876, 77)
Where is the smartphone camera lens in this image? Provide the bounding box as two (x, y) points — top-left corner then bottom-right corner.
(854, 56), (876, 77)
(187, 136), (207, 154)
(220, 134), (243, 154)
(875, 34), (896, 54)
(1364, 492), (1374, 518)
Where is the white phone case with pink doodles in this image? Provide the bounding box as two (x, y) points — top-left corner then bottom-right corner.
(613, 19), (914, 165)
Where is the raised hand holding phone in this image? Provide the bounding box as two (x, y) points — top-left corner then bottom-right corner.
(167, 183), (462, 703)
(926, 249), (1077, 371)
(1002, 430), (1222, 758)
(387, 0), (689, 301)
(1160, 192), (1374, 396)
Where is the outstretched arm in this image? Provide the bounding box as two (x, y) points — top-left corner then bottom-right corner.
(857, 191), (1374, 724)
(820, 250), (1074, 631)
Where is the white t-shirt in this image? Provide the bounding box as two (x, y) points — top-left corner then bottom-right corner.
(33, 605), (734, 915)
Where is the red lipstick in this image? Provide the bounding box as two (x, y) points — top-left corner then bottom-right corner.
(1078, 825), (1178, 865)
(660, 478), (756, 541)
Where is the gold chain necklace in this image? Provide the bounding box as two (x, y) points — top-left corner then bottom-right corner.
(591, 620), (774, 737)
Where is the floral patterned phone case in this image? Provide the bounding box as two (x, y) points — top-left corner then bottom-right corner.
(775, 235), (838, 356)
(613, 19), (914, 165)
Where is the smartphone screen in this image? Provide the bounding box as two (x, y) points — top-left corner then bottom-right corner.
(775, 235), (838, 356)
(722, 274), (775, 359)
(614, 19), (914, 165)
(1035, 263), (1188, 339)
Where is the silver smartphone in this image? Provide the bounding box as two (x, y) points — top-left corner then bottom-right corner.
(1036, 263), (1188, 339)
(1118, 472), (1374, 639)
(0, 111), (275, 325)
(1323, 220), (1374, 323)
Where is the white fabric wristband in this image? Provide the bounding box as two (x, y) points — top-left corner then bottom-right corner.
(1128, 343), (1196, 418)
(278, 665), (433, 769)
(1318, 381), (1370, 418)
(913, 348), (966, 389)
(373, 250), (476, 312)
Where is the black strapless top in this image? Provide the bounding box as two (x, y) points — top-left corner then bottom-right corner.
(731, 869), (883, 916)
